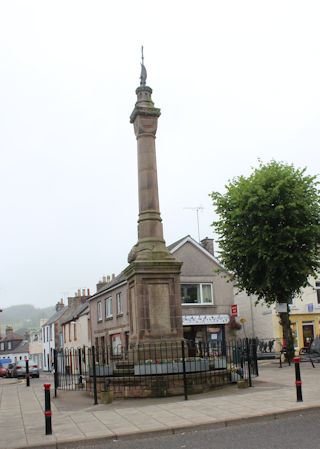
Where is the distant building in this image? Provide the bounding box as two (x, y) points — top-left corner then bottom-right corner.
(61, 300), (91, 350)
(42, 300), (67, 371)
(0, 326), (28, 362)
(42, 290), (90, 370)
(29, 319), (47, 369)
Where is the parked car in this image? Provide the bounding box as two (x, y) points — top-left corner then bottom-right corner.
(0, 363), (10, 377)
(7, 361), (40, 378)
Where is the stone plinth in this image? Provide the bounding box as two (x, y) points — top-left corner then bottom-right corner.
(124, 260), (183, 355)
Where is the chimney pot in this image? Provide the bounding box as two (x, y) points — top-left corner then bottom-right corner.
(102, 276), (107, 283)
(87, 288), (90, 296)
(78, 289), (81, 296)
(112, 273), (115, 280)
(82, 289), (85, 296)
(107, 275), (110, 282)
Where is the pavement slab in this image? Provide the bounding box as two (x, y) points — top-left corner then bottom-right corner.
(0, 363), (319, 449)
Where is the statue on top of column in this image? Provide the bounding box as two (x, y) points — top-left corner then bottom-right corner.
(140, 45), (147, 86)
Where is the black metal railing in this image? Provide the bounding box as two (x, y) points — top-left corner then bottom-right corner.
(54, 338), (258, 401)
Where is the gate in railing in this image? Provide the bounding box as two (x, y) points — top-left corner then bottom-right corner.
(54, 338), (258, 400)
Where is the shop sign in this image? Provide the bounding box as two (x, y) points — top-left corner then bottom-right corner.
(182, 314), (230, 325)
(231, 305), (238, 317)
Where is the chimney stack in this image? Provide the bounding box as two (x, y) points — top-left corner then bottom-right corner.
(200, 237), (214, 256)
(5, 326), (13, 339)
(56, 300), (65, 312)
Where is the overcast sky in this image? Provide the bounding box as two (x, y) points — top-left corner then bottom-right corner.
(1, 1), (319, 309)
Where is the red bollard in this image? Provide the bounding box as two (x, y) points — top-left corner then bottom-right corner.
(44, 384), (52, 435)
(293, 357), (303, 402)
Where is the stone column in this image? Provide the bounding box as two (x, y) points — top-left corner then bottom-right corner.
(124, 82), (183, 353)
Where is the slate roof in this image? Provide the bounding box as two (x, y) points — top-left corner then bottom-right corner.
(11, 340), (29, 354)
(167, 235), (190, 252)
(3, 332), (23, 342)
(61, 301), (89, 325)
(44, 306), (68, 326)
(89, 271), (127, 300)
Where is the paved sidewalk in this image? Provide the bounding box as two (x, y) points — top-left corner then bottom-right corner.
(0, 363), (319, 449)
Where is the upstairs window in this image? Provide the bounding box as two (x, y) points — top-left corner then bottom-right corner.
(97, 301), (102, 322)
(316, 282), (320, 305)
(105, 297), (113, 318)
(116, 292), (123, 315)
(181, 283), (213, 305)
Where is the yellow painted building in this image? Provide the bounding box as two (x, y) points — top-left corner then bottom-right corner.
(235, 276), (320, 353)
(271, 277), (320, 352)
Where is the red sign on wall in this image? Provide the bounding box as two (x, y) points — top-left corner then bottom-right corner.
(231, 305), (238, 317)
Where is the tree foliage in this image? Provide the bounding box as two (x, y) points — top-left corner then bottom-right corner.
(210, 160), (320, 305)
(210, 161), (320, 361)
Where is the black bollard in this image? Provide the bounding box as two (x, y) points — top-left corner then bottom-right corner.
(293, 357), (303, 402)
(25, 360), (30, 387)
(44, 383), (52, 435)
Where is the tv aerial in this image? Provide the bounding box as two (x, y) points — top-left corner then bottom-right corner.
(183, 206), (204, 242)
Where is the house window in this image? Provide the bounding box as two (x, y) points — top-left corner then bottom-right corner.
(181, 283), (213, 304)
(316, 282), (320, 305)
(63, 326), (66, 343)
(97, 301), (102, 321)
(116, 292), (123, 315)
(0, 342), (4, 350)
(74, 322), (77, 341)
(43, 328), (45, 343)
(68, 323), (71, 342)
(8, 341), (12, 350)
(105, 297), (113, 318)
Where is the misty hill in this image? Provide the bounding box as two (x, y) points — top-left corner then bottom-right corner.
(0, 304), (55, 336)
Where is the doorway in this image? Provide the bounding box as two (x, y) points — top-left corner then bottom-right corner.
(302, 322), (314, 348)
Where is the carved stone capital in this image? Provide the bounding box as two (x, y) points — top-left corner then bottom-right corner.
(133, 115), (159, 137)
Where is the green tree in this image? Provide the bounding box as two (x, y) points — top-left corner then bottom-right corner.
(210, 160), (320, 362)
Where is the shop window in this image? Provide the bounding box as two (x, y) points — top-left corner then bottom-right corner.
(181, 283), (213, 304)
(316, 281), (320, 305)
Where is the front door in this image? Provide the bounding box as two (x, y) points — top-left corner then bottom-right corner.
(302, 323), (314, 348)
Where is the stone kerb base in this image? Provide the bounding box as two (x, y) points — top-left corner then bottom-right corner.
(87, 369), (229, 399)
(134, 360), (210, 375)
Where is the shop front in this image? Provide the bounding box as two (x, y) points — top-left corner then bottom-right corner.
(182, 314), (230, 356)
(289, 313), (320, 352)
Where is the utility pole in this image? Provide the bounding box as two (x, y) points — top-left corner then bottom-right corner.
(184, 206), (204, 242)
